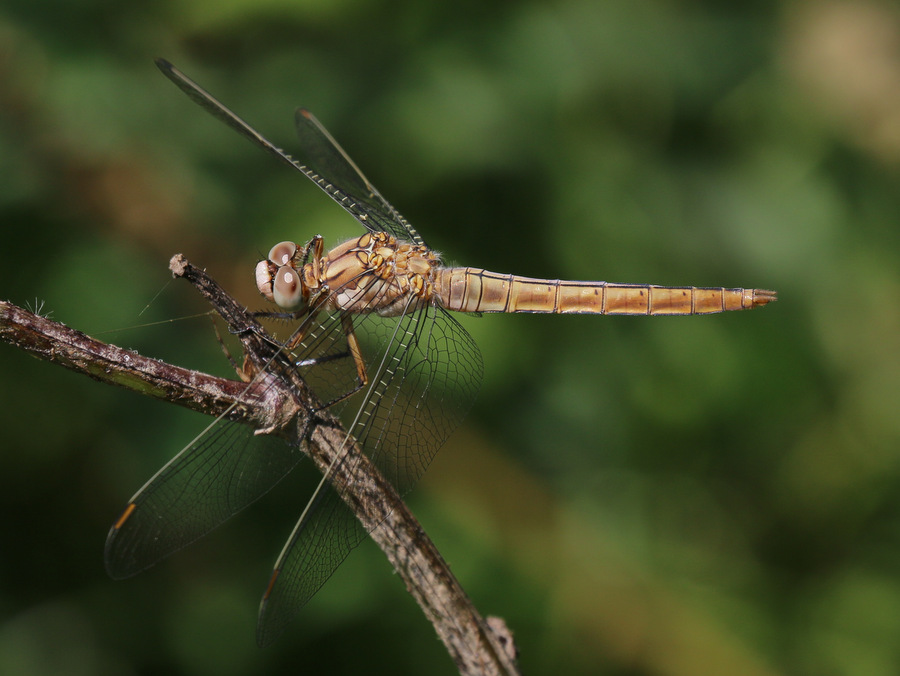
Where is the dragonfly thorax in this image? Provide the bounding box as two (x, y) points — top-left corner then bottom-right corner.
(256, 232), (441, 317)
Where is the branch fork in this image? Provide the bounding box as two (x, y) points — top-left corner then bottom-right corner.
(0, 254), (519, 676)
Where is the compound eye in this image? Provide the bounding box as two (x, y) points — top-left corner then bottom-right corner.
(272, 265), (306, 310)
(268, 241), (298, 267)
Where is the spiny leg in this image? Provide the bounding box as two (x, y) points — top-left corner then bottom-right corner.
(343, 313), (369, 389)
(210, 317), (253, 382)
(303, 313), (370, 411)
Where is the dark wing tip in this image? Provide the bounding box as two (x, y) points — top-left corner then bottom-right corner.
(154, 57), (174, 73)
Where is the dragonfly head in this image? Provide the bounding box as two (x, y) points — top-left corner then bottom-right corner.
(255, 240), (310, 311)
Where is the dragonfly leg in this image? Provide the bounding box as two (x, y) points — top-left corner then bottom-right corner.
(251, 309), (304, 321)
(210, 317), (253, 382)
(287, 311), (365, 379)
(299, 314), (370, 411)
(343, 313), (369, 388)
(299, 234), (324, 270)
(207, 315), (280, 383)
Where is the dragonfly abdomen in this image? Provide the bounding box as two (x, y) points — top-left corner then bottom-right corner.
(434, 267), (776, 315)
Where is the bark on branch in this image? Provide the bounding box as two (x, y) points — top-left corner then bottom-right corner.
(0, 254), (519, 676)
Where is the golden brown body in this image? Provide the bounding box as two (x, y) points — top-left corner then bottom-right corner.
(257, 231), (777, 317)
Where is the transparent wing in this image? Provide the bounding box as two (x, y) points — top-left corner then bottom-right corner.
(102, 301), (347, 579)
(257, 295), (483, 646)
(293, 108), (425, 245)
(104, 415), (306, 579)
(103, 297), (352, 578)
(155, 58), (309, 178)
(155, 58), (423, 246)
(105, 272), (483, 642)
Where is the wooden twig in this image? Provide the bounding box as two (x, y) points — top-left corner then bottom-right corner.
(0, 254), (520, 676)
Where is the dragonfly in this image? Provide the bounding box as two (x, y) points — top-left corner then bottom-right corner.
(105, 58), (777, 647)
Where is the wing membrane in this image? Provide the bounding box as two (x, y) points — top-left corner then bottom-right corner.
(105, 267), (482, 643)
(257, 295), (482, 645)
(155, 58), (423, 245)
(105, 416), (305, 578)
(293, 109), (425, 245)
(155, 58), (306, 177)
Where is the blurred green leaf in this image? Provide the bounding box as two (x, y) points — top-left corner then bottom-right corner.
(3, 1), (900, 675)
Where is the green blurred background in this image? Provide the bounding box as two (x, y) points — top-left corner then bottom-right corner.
(2, 1), (900, 674)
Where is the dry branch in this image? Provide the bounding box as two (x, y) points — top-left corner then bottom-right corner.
(0, 254), (519, 676)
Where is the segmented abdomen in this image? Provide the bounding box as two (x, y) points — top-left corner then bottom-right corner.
(434, 268), (777, 315)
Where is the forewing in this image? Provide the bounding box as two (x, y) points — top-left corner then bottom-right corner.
(105, 416), (306, 579)
(294, 109), (426, 245)
(155, 59), (424, 246)
(156, 58), (309, 177)
(103, 294), (364, 580)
